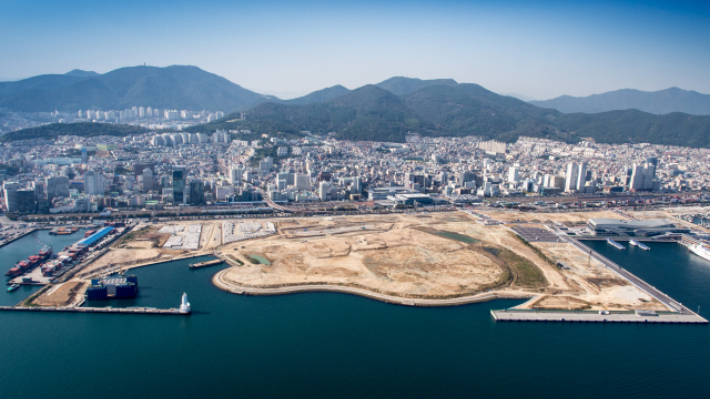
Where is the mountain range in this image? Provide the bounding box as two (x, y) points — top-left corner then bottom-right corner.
(0, 65), (274, 112)
(3, 66), (710, 147)
(196, 77), (710, 147)
(530, 87), (710, 115)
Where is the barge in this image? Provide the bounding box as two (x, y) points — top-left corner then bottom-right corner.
(86, 275), (138, 300)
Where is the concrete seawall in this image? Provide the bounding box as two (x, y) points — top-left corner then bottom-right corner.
(0, 305), (189, 315)
(0, 228), (38, 249)
(212, 269), (533, 307)
(491, 309), (708, 324)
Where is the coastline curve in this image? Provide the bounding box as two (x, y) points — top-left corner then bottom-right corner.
(212, 268), (535, 307)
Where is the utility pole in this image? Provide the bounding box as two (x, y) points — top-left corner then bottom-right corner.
(588, 249), (592, 267)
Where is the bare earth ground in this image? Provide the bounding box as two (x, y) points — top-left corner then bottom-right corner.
(33, 281), (86, 306)
(529, 242), (662, 311)
(216, 212), (666, 310)
(45, 212), (668, 311)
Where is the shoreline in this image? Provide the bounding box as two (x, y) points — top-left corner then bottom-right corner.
(212, 268), (535, 307)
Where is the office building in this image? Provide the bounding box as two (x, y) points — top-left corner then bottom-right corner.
(172, 166), (185, 204)
(189, 180), (204, 205)
(3, 181), (20, 212)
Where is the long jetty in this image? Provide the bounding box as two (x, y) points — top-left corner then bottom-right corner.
(0, 305), (190, 315)
(492, 310), (707, 324)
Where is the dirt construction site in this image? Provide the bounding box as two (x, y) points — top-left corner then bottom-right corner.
(216, 212), (666, 311)
(36, 211), (668, 311)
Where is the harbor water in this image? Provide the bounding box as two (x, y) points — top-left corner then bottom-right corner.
(1, 237), (710, 398)
(0, 229), (85, 306)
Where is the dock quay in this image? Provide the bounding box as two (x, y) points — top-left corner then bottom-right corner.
(561, 232), (703, 318)
(189, 259), (224, 269)
(491, 310), (708, 324)
(572, 235), (678, 242)
(0, 227), (38, 249)
(0, 305), (190, 315)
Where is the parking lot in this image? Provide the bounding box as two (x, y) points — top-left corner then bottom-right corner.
(510, 226), (560, 242)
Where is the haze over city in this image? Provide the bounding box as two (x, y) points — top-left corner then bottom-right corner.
(2, 0), (710, 99)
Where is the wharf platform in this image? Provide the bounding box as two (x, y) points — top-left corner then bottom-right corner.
(560, 232), (696, 316)
(189, 259), (223, 269)
(570, 235), (678, 242)
(491, 310), (707, 324)
(0, 228), (38, 248)
(0, 305), (190, 315)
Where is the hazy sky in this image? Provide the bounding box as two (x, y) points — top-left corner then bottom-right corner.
(1, 0), (709, 100)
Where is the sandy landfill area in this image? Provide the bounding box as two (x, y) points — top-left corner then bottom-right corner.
(213, 212), (666, 311)
(36, 211), (672, 311)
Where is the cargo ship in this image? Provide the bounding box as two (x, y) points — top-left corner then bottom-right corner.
(50, 227), (79, 235)
(86, 275), (138, 300)
(39, 245), (52, 258)
(689, 242), (710, 263)
(5, 245), (53, 277)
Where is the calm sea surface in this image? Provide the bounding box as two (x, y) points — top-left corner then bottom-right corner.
(2, 234), (709, 398)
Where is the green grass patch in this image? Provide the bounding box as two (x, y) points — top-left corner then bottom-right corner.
(481, 246), (547, 288)
(248, 254), (271, 265)
(510, 232), (557, 267)
(227, 255), (244, 266)
(432, 230), (480, 244)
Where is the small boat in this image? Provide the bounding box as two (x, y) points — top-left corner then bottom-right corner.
(629, 239), (650, 250)
(7, 284), (20, 292)
(606, 238), (625, 250)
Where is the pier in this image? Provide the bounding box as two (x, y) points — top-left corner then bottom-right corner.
(491, 310), (708, 324)
(562, 233), (702, 317)
(189, 259), (224, 269)
(0, 227), (38, 248)
(0, 305), (190, 315)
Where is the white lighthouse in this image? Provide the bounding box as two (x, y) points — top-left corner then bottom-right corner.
(179, 292), (191, 314)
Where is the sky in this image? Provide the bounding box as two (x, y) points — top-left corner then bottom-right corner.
(1, 0), (709, 100)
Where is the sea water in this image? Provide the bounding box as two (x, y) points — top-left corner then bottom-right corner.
(1, 240), (709, 398)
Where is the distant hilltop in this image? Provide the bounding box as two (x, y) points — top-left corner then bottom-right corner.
(3, 66), (710, 148)
(530, 87), (710, 116)
(0, 65), (275, 113)
(195, 78), (710, 148)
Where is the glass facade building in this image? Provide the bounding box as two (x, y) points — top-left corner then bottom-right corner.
(172, 166), (185, 204)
